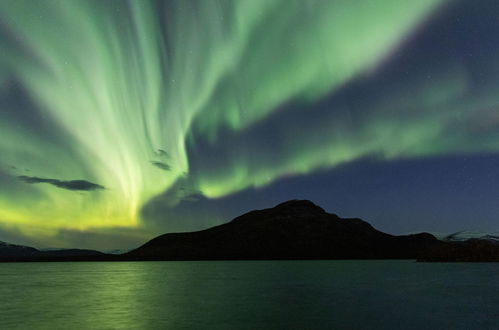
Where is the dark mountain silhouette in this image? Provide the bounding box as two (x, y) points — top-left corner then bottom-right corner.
(125, 200), (442, 260)
(41, 248), (105, 257)
(416, 230), (499, 261)
(443, 230), (499, 243)
(418, 238), (499, 262)
(0, 241), (40, 258)
(2, 200), (497, 262)
(0, 241), (104, 261)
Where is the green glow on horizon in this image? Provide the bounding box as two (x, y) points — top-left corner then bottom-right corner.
(1, 0), (481, 244)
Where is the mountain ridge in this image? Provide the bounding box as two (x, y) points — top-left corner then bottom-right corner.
(2, 200), (498, 262)
(124, 200), (442, 260)
(0, 241), (104, 261)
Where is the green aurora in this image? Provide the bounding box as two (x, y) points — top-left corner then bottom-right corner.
(1, 0), (499, 249)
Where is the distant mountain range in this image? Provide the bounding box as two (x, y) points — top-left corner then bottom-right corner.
(0, 241), (39, 258)
(443, 231), (499, 243)
(1, 200), (498, 262)
(0, 241), (104, 261)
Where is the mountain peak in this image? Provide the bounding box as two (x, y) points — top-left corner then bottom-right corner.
(126, 199), (443, 260)
(273, 199), (326, 216)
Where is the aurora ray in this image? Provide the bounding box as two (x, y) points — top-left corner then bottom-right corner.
(1, 0), (499, 249)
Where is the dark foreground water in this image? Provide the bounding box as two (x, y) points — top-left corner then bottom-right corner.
(0, 260), (498, 330)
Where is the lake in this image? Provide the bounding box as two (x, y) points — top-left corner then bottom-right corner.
(0, 260), (498, 329)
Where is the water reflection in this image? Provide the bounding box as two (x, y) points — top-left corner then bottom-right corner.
(0, 261), (498, 329)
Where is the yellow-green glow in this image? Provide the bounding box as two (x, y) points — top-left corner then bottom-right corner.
(0, 0), (471, 245)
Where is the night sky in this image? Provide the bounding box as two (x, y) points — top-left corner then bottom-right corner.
(1, 0), (499, 250)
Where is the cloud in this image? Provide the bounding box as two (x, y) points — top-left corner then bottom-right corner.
(156, 149), (170, 158)
(150, 161), (171, 171)
(18, 176), (105, 191)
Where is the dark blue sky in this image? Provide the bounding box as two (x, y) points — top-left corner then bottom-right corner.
(143, 0), (499, 237)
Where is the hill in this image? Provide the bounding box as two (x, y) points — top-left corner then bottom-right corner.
(0, 241), (105, 261)
(125, 200), (442, 260)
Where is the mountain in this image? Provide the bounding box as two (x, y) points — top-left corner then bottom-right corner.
(414, 230), (499, 261)
(125, 200), (442, 260)
(418, 236), (499, 262)
(443, 231), (499, 243)
(3, 200), (497, 262)
(0, 241), (40, 258)
(0, 241), (105, 261)
(418, 239), (499, 262)
(40, 248), (105, 257)
(105, 249), (131, 255)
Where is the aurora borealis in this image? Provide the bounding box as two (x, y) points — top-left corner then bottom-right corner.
(1, 0), (499, 250)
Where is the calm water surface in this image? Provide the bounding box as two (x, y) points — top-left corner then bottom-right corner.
(0, 260), (498, 329)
